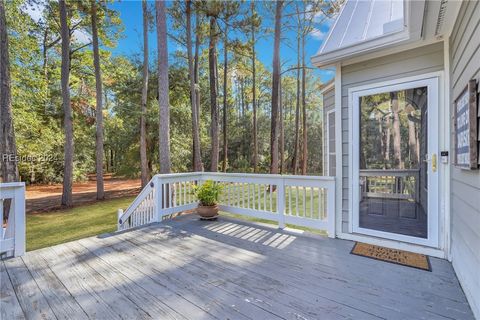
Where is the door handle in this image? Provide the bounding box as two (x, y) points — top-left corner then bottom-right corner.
(432, 153), (437, 172)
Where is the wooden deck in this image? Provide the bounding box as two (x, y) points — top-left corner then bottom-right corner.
(1, 214), (475, 320)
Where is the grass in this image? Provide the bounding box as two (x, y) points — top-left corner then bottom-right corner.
(26, 196), (135, 251)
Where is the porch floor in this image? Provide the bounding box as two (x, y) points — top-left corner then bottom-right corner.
(1, 214), (474, 319)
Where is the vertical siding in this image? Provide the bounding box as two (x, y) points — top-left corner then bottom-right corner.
(449, 2), (480, 318)
(323, 87), (335, 176)
(340, 42), (444, 233)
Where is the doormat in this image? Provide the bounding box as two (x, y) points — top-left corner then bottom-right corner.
(350, 242), (431, 271)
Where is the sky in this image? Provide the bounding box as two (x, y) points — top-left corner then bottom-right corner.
(108, 1), (336, 83)
(23, 0), (336, 83)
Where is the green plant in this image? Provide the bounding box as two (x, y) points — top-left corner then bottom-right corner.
(194, 180), (222, 206)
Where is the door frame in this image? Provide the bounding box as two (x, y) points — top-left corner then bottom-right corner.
(348, 72), (441, 248)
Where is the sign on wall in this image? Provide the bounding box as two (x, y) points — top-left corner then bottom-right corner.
(454, 79), (478, 169)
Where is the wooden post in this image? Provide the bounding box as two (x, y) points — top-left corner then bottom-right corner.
(117, 209), (123, 230)
(326, 179), (336, 238)
(155, 175), (163, 222)
(277, 178), (285, 229)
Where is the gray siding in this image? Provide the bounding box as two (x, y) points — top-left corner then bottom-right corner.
(449, 2), (480, 318)
(340, 42), (444, 233)
(323, 87), (335, 176)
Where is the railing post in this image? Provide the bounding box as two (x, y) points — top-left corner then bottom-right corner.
(14, 184), (25, 257)
(155, 175), (163, 222)
(277, 178), (285, 229)
(327, 180), (336, 238)
(117, 209), (123, 230)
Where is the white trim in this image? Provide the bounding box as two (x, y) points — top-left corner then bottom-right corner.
(326, 109), (336, 177)
(348, 72), (443, 248)
(320, 81), (335, 94)
(334, 63), (343, 236)
(334, 38), (443, 67)
(443, 39), (452, 261)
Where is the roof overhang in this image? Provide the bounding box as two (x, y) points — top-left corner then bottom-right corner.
(312, 0), (428, 68)
(312, 0), (463, 68)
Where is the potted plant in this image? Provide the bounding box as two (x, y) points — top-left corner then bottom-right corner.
(194, 180), (222, 219)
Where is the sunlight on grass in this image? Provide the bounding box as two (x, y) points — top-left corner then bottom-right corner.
(27, 196), (135, 251)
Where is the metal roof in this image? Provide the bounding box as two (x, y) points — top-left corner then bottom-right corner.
(318, 0), (406, 55)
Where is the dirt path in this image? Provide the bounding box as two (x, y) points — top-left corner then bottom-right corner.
(26, 178), (141, 214)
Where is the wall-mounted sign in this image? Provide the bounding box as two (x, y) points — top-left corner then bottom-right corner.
(454, 79), (478, 169)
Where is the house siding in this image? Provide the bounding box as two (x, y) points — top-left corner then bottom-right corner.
(449, 1), (480, 318)
(322, 87), (335, 176)
(340, 42), (444, 233)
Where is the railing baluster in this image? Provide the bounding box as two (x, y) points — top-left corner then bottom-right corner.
(263, 185), (266, 211)
(295, 186), (299, 216)
(242, 183), (246, 208)
(257, 184), (261, 211)
(310, 187), (315, 218)
(269, 185), (273, 212)
(183, 181), (187, 205)
(287, 186), (291, 215)
(302, 187), (306, 217)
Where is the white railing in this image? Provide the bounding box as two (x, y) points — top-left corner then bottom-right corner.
(118, 172), (335, 238)
(1, 182), (26, 258)
(117, 173), (202, 231)
(360, 169), (420, 201)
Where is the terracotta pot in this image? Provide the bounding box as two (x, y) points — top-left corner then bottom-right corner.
(197, 204), (219, 219)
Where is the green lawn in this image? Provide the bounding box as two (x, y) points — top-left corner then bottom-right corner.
(27, 196), (135, 251)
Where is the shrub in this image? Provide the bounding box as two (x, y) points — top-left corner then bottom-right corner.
(194, 180), (222, 206)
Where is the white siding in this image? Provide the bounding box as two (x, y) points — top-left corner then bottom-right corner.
(449, 2), (480, 318)
(340, 42), (444, 233)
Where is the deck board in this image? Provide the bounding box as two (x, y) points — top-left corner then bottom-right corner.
(0, 261), (25, 320)
(1, 214), (475, 320)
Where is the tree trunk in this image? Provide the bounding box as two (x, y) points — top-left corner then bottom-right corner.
(59, 0), (74, 206)
(140, 0), (150, 187)
(194, 14), (201, 131)
(91, 1), (104, 199)
(208, 16), (219, 172)
(292, 35), (301, 174)
(193, 10), (203, 171)
(0, 0), (19, 183)
(221, 23), (228, 172)
(408, 118), (417, 167)
(270, 0), (283, 175)
(385, 115), (391, 165)
(279, 79), (285, 174)
(390, 92), (403, 169)
(156, 0), (171, 174)
(301, 32), (307, 175)
(251, 2), (258, 173)
(187, 1), (202, 172)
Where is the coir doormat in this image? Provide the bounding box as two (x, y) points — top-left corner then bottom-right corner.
(351, 242), (431, 271)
